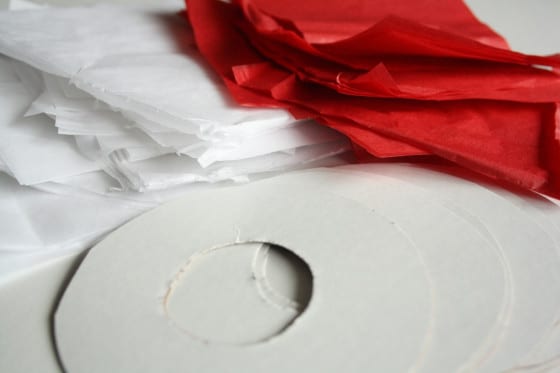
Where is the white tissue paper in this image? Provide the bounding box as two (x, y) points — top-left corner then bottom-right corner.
(0, 2), (350, 279)
(0, 5), (349, 191)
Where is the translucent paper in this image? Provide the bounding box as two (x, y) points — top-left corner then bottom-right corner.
(0, 5), (350, 191)
(0, 3), (351, 280)
(186, 0), (560, 195)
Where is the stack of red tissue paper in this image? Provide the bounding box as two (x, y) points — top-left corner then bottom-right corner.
(186, 0), (560, 195)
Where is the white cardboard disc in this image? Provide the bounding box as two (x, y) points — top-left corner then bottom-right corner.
(55, 178), (432, 373)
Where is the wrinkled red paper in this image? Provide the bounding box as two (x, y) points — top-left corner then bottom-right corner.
(185, 0), (560, 195)
(237, 0), (560, 102)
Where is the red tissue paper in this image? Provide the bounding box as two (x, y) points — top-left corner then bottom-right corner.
(185, 0), (560, 195)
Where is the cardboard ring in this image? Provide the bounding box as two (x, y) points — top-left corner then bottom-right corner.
(55, 181), (431, 373)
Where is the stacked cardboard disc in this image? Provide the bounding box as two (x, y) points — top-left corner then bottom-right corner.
(3, 164), (560, 372)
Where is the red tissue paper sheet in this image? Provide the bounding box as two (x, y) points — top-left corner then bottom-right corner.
(185, 0), (560, 195)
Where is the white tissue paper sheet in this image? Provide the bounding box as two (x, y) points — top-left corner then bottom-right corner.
(0, 2), (350, 279)
(0, 5), (350, 191)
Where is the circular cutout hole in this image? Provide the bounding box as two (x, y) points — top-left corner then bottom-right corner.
(164, 242), (313, 345)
